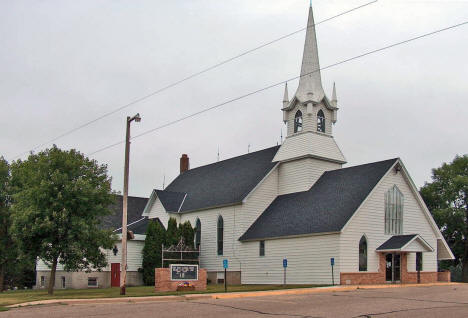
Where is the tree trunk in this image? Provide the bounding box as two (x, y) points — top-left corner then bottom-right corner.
(48, 257), (58, 295)
(0, 263), (5, 292)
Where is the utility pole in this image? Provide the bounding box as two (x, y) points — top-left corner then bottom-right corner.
(121, 113), (141, 295)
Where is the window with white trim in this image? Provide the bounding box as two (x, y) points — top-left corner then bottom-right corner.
(259, 240), (265, 257)
(359, 236), (367, 271)
(88, 277), (98, 288)
(217, 216), (223, 256)
(294, 110), (303, 133)
(385, 185), (403, 234)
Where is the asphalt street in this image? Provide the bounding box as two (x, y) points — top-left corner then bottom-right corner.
(3, 284), (468, 318)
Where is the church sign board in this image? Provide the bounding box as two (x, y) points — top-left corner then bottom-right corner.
(170, 264), (199, 281)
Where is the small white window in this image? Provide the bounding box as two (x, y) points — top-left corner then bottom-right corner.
(88, 277), (98, 288)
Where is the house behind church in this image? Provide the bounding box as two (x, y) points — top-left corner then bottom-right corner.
(35, 195), (148, 289)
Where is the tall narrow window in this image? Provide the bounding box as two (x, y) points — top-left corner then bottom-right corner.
(61, 276), (66, 289)
(259, 240), (265, 257)
(359, 236), (367, 271)
(217, 216), (224, 256)
(385, 186), (404, 234)
(294, 110), (303, 133)
(416, 252), (423, 271)
(317, 109), (325, 133)
(195, 218), (201, 250)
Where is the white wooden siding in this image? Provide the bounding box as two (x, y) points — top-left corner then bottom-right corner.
(241, 234), (340, 284)
(273, 131), (346, 163)
(340, 167), (439, 274)
(286, 102), (333, 136)
(180, 205), (241, 272)
(180, 166), (280, 273)
(104, 240), (144, 272)
(36, 240), (144, 272)
(278, 158), (340, 195)
(147, 198), (180, 228)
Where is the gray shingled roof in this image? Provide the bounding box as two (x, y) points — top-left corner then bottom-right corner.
(239, 158), (398, 241)
(376, 234), (418, 251)
(160, 146), (280, 213)
(101, 195), (149, 234)
(156, 190), (185, 212)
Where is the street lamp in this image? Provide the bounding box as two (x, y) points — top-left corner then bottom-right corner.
(121, 113), (141, 295)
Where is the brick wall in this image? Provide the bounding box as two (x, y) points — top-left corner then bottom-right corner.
(340, 253), (387, 285)
(35, 270), (142, 289)
(155, 268), (207, 292)
(437, 271), (451, 282)
(207, 271), (241, 285)
(341, 253), (443, 285)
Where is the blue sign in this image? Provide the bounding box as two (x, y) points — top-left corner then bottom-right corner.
(330, 258), (335, 266)
(283, 259), (288, 268)
(223, 259), (228, 269)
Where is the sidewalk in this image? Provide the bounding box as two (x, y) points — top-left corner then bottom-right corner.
(8, 282), (459, 308)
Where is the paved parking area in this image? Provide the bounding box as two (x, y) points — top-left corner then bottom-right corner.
(3, 284), (468, 318)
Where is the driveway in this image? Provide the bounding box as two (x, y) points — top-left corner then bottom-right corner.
(3, 284), (468, 318)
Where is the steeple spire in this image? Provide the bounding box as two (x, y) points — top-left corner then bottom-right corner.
(295, 3), (325, 103)
(283, 82), (289, 106)
(331, 82), (337, 107)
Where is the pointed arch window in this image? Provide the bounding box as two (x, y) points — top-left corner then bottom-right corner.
(294, 110), (303, 133)
(195, 218), (201, 250)
(217, 216), (224, 256)
(317, 109), (325, 133)
(385, 185), (404, 234)
(359, 236), (368, 271)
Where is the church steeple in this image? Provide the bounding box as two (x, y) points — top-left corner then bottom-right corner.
(274, 3), (345, 166)
(295, 3), (325, 103)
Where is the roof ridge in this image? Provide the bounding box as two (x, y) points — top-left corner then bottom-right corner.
(178, 145), (280, 175)
(113, 194), (149, 200)
(171, 145), (281, 180)
(325, 157), (399, 174)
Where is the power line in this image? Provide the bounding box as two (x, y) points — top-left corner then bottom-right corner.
(88, 20), (468, 156)
(11, 1), (378, 160)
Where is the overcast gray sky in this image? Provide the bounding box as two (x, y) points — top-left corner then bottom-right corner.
(1, 0), (467, 198)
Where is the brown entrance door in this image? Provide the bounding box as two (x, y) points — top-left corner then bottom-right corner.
(111, 263), (120, 287)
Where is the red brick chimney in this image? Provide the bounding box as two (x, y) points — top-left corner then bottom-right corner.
(180, 154), (190, 174)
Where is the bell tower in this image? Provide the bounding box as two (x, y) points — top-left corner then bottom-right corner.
(274, 2), (346, 195)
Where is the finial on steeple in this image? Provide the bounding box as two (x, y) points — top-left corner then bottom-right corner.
(331, 82), (337, 107)
(310, 0), (312, 8)
(217, 146), (220, 162)
(283, 82), (289, 106)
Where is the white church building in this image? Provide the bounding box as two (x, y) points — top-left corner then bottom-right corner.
(143, 4), (454, 285)
(36, 4), (454, 288)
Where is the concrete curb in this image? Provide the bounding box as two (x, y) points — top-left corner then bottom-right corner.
(8, 282), (460, 308)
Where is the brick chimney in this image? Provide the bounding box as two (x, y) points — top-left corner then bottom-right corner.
(180, 154), (190, 174)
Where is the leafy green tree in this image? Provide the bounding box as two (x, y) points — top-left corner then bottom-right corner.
(166, 217), (179, 247)
(0, 157), (14, 291)
(142, 219), (166, 285)
(178, 221), (194, 248)
(420, 155), (468, 281)
(10, 146), (117, 294)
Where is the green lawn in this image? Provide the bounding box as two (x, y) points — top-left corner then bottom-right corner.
(0, 284), (323, 308)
